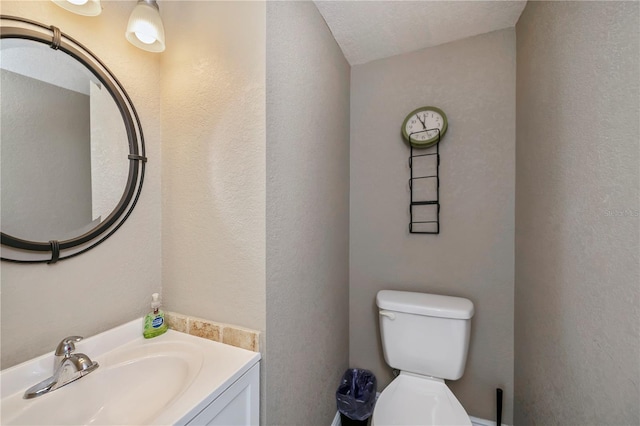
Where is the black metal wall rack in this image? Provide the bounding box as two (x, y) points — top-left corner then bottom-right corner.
(408, 129), (440, 234)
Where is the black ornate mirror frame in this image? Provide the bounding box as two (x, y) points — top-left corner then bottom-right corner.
(0, 16), (147, 264)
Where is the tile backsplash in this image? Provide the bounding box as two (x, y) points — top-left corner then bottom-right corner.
(165, 312), (259, 352)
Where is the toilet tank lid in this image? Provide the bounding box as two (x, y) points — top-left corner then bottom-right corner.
(376, 290), (474, 319)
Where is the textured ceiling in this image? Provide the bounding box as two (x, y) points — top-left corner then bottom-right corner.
(314, 1), (527, 65)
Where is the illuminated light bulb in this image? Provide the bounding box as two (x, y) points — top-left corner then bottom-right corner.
(135, 31), (156, 45)
(67, 0), (89, 5)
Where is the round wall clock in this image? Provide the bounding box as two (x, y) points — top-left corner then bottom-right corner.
(401, 106), (448, 148)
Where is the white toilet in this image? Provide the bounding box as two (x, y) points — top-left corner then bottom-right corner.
(373, 290), (475, 426)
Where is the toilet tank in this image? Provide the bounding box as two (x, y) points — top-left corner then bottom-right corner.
(376, 290), (474, 380)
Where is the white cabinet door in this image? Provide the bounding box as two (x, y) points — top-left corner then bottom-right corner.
(186, 363), (259, 426)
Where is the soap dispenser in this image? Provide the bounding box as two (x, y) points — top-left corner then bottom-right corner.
(143, 293), (168, 338)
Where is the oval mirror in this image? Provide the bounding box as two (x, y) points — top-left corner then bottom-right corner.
(0, 16), (146, 263)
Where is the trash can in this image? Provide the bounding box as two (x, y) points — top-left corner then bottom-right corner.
(336, 368), (377, 426)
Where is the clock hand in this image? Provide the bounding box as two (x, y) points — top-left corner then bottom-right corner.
(416, 113), (426, 129)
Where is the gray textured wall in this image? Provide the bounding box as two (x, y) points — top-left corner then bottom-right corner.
(514, 2), (640, 424)
(0, 0), (162, 369)
(266, 2), (350, 425)
(350, 29), (516, 423)
(1, 70), (91, 241)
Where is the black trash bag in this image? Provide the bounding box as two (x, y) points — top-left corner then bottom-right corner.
(336, 368), (377, 422)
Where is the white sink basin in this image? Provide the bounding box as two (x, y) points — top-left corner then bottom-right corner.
(1, 319), (261, 425)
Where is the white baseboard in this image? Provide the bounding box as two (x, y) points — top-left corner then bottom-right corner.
(470, 415), (509, 426)
(331, 410), (341, 426)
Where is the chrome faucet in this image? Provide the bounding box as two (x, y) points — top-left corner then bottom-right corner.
(23, 336), (99, 399)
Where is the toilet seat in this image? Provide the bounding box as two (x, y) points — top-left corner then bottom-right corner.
(372, 372), (471, 426)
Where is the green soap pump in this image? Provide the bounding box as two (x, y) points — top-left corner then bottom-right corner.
(143, 293), (168, 338)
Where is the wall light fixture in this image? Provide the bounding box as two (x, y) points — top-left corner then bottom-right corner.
(51, 0), (102, 16)
(125, 0), (165, 53)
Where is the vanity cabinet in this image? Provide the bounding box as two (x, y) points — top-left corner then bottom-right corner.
(183, 363), (260, 426)
(1, 320), (261, 426)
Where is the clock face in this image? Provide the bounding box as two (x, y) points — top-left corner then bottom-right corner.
(402, 106), (448, 148)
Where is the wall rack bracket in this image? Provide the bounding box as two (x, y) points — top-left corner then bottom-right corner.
(408, 129), (440, 234)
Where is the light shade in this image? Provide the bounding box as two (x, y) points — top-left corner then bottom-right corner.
(125, 0), (165, 53)
(51, 0), (102, 16)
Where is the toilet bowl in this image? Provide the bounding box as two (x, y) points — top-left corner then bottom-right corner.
(372, 373), (471, 426)
(373, 290), (474, 426)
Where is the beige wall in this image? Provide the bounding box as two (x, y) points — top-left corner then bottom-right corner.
(0, 0), (162, 368)
(514, 2), (640, 424)
(350, 29), (516, 423)
(160, 1), (266, 333)
(266, 2), (350, 425)
(90, 80), (130, 223)
(159, 2), (266, 421)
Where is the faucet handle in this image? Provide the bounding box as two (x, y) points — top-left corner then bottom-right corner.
(55, 336), (83, 357)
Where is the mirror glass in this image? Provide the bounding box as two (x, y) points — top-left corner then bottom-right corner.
(0, 38), (129, 242)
